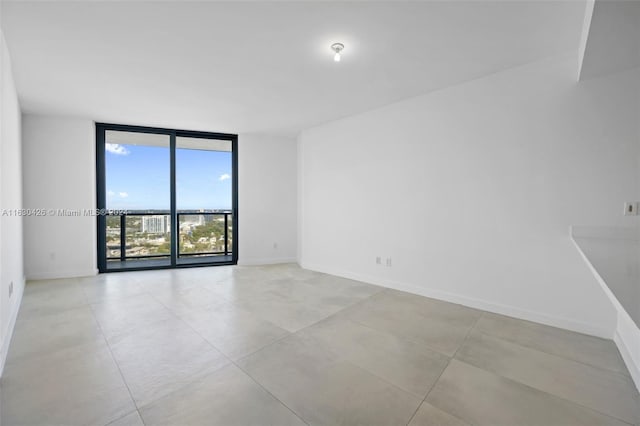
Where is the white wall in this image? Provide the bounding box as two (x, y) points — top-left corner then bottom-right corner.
(22, 115), (97, 280)
(0, 14), (24, 375)
(298, 52), (640, 338)
(238, 133), (297, 264)
(20, 122), (297, 277)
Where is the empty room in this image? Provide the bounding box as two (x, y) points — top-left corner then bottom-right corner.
(0, 0), (639, 425)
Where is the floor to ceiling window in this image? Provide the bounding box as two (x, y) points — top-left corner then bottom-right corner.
(96, 123), (238, 272)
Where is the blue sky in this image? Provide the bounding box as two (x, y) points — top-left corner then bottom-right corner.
(105, 143), (232, 210)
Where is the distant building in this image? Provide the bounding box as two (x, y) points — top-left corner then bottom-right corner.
(142, 215), (168, 234)
(180, 214), (204, 226)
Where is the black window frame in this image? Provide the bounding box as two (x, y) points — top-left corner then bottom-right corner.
(96, 122), (239, 273)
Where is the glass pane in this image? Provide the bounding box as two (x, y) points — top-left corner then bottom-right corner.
(105, 131), (170, 210)
(176, 137), (232, 264)
(104, 130), (171, 268)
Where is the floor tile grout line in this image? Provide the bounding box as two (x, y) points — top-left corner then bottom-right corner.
(346, 316), (454, 358)
(451, 311), (484, 360)
(155, 273), (330, 425)
(107, 290), (237, 422)
(86, 302), (144, 426)
(459, 358), (638, 426)
(220, 284), (377, 361)
(232, 359), (312, 426)
(473, 327), (634, 381)
(132, 362), (233, 414)
(19, 278), (91, 322)
(404, 313), (485, 426)
(220, 280), (386, 348)
(330, 287), (487, 359)
(145, 290), (239, 360)
(185, 273), (386, 425)
(281, 285), (386, 333)
(464, 322), (640, 410)
(156, 285), (290, 334)
(102, 409), (142, 426)
(231, 330), (294, 363)
(442, 310), (482, 378)
(147, 289), (254, 353)
(229, 285), (456, 418)
(260, 286), (386, 340)
(403, 312), (487, 426)
(174, 310), (292, 361)
(145, 288), (310, 426)
(229, 306), (443, 406)
(404, 358), (453, 426)
(339, 355), (433, 402)
(219, 280), (385, 327)
(134, 365), (235, 416)
(287, 319), (454, 401)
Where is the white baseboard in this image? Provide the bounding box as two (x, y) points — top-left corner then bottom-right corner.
(26, 268), (98, 281)
(1, 275), (25, 377)
(300, 261), (612, 339)
(614, 328), (640, 392)
(237, 257), (297, 266)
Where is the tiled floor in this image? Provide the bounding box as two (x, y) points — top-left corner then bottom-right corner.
(1, 264), (638, 426)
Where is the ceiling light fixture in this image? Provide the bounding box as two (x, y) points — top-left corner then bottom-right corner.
(331, 43), (344, 62)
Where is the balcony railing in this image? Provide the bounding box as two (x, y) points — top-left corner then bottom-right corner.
(177, 212), (233, 258)
(105, 211), (233, 262)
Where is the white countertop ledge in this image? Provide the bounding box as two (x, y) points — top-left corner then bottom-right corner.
(570, 226), (640, 330)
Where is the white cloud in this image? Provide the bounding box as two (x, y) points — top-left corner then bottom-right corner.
(105, 143), (130, 155)
(107, 190), (115, 197)
(219, 173), (231, 182)
(119, 192), (128, 198)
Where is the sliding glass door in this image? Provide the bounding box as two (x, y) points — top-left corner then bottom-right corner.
(96, 123), (237, 272)
(176, 137), (234, 265)
(102, 130), (172, 269)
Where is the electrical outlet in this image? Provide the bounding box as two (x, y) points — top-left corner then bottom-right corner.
(386, 258), (392, 267)
(624, 202), (638, 216)
(273, 242), (278, 250)
(9, 281), (13, 298)
(376, 256), (381, 265)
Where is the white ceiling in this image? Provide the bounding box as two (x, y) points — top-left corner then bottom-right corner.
(1, 1), (586, 136)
